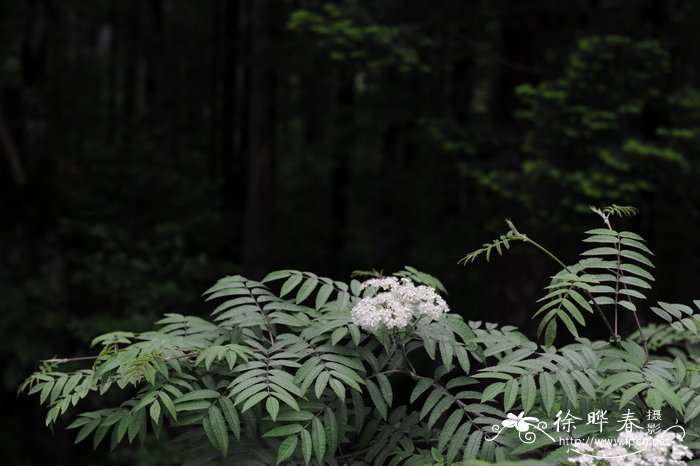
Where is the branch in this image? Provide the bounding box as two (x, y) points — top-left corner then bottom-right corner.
(41, 355), (99, 364)
(506, 221), (619, 345)
(41, 351), (199, 365)
(596, 208), (649, 359)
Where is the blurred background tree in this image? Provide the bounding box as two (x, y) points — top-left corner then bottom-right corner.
(2, 0), (700, 464)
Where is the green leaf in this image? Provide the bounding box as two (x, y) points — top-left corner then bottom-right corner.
(280, 273), (303, 297)
(438, 410), (464, 450)
(419, 387), (445, 421)
(296, 276), (318, 304)
(300, 429), (312, 466)
(348, 324), (361, 345)
(569, 289), (593, 313)
(481, 382), (504, 404)
(651, 306), (672, 322)
(557, 310), (579, 338)
(561, 299), (586, 325)
(456, 347), (471, 374)
(446, 422), (471, 464)
(685, 396), (700, 423)
(127, 409), (146, 443)
(74, 418), (101, 444)
(620, 250), (654, 268)
(581, 247), (619, 257)
(330, 327), (347, 345)
(262, 270), (292, 283)
(604, 372), (643, 396)
(619, 263), (654, 281)
(521, 375), (536, 412)
(266, 396), (280, 422)
(539, 372), (555, 415)
(324, 408), (338, 457)
(376, 373), (393, 407)
(544, 319), (557, 347)
(585, 228), (618, 236)
(463, 429), (482, 460)
(175, 389), (220, 403)
(503, 378), (519, 412)
(314, 371), (330, 398)
(619, 231), (646, 241)
(365, 379), (388, 420)
(439, 337), (455, 368)
(619, 383), (647, 409)
(571, 370), (596, 399)
(619, 276), (651, 289)
(206, 405), (229, 456)
(649, 379), (683, 413)
(558, 371), (578, 409)
(116, 413), (131, 443)
(410, 378), (433, 403)
(620, 340), (646, 366)
(583, 235), (620, 244)
(315, 284), (334, 309)
(328, 378), (345, 403)
(239, 391), (267, 412)
(49, 375), (68, 404)
(620, 238), (653, 254)
(271, 389), (300, 411)
(276, 435), (299, 465)
(218, 397), (240, 440)
(311, 417), (326, 464)
(149, 400), (161, 425)
(428, 396), (453, 429)
(263, 424), (303, 437)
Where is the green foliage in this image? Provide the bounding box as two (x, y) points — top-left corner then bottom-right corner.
(448, 33), (700, 232)
(287, 1), (424, 72)
(458, 230), (524, 265)
(20, 207), (700, 464)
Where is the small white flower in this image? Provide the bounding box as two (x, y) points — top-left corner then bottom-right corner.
(568, 429), (692, 465)
(350, 277), (449, 331)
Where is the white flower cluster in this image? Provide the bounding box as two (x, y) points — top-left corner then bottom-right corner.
(568, 430), (693, 466)
(350, 277), (449, 331)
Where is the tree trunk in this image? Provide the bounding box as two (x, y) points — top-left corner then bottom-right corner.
(0, 105), (26, 186)
(208, 0), (223, 175)
(122, 0), (139, 147)
(107, 0), (119, 143)
(328, 69), (354, 274)
(373, 121), (405, 270)
(221, 0), (243, 236)
(242, 0), (277, 278)
(146, 0), (179, 160)
(20, 1), (70, 464)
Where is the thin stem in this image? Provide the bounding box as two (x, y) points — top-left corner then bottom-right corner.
(601, 213), (649, 359)
(614, 241), (620, 337)
(515, 232), (618, 344)
(41, 355), (99, 364)
(631, 311), (648, 357)
(167, 351), (198, 361)
(645, 324), (668, 343)
(42, 351), (199, 365)
(599, 211), (622, 339)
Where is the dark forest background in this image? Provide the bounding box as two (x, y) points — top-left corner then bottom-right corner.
(2, 0), (700, 464)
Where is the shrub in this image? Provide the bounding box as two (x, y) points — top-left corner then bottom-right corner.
(20, 206), (700, 465)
